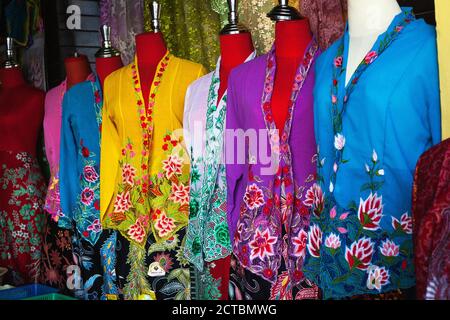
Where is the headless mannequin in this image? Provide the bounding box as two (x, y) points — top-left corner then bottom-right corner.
(64, 54), (92, 89)
(272, 19), (312, 131)
(135, 32), (167, 107)
(346, 0), (401, 85)
(218, 33), (254, 104)
(96, 56), (123, 90)
(0, 67), (45, 156)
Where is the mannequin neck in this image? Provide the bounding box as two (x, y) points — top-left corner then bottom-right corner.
(348, 0), (402, 37)
(65, 55), (92, 89)
(96, 56), (123, 90)
(275, 19), (312, 60)
(135, 32), (167, 69)
(218, 32), (254, 103)
(0, 67), (26, 89)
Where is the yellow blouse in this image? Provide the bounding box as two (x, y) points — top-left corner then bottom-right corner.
(101, 51), (206, 246)
(436, 0), (450, 139)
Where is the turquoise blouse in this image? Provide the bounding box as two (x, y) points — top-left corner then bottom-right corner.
(303, 9), (441, 299)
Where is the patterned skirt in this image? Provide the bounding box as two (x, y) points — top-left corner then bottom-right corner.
(0, 151), (46, 285)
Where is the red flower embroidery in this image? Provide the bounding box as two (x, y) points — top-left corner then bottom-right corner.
(169, 183), (190, 205)
(82, 146), (90, 158)
(358, 193), (383, 231)
(243, 184), (265, 210)
(121, 163), (136, 186)
(83, 166), (99, 183)
(162, 155), (183, 179)
(364, 51), (378, 65)
(345, 237), (374, 271)
(155, 212), (176, 238)
(127, 221), (146, 243)
(307, 224), (322, 258)
(80, 187), (94, 206)
(249, 229), (277, 260)
(391, 212), (413, 234)
(292, 229), (308, 257)
(113, 191), (132, 213)
(334, 56), (343, 68)
(303, 183), (324, 217)
(366, 266), (390, 291)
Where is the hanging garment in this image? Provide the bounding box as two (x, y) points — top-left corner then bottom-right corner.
(0, 83), (46, 285)
(43, 74), (95, 223)
(144, 0), (222, 72)
(225, 42), (320, 300)
(59, 77), (120, 300)
(99, 0), (144, 65)
(39, 215), (74, 295)
(100, 52), (206, 299)
(303, 8), (442, 299)
(300, 0), (347, 51)
(413, 138), (450, 300)
(183, 52), (257, 300)
(435, 0), (450, 140)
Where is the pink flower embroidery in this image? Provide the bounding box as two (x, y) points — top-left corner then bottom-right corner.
(249, 229), (277, 260)
(169, 183), (190, 205)
(334, 56), (343, 68)
(83, 166), (99, 183)
(155, 212), (176, 238)
(364, 51), (378, 65)
(358, 193), (383, 231)
(121, 164), (136, 186)
(379, 239), (400, 257)
(292, 229), (308, 257)
(325, 233), (341, 250)
(307, 224), (323, 258)
(243, 184), (265, 210)
(162, 155), (183, 179)
(114, 191), (132, 213)
(81, 187), (95, 206)
(366, 266), (390, 291)
(87, 219), (102, 233)
(345, 237), (374, 271)
(391, 212), (413, 234)
(303, 184), (324, 217)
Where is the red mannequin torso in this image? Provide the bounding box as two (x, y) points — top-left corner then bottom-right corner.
(218, 33), (254, 104)
(0, 67), (45, 156)
(272, 19), (312, 131)
(96, 56), (123, 90)
(64, 55), (92, 89)
(135, 32), (167, 107)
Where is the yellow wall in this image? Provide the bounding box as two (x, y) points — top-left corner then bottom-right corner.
(436, 0), (450, 140)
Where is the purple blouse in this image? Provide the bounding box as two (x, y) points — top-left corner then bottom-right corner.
(225, 43), (319, 285)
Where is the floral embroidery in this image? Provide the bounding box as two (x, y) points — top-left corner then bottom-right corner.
(162, 155), (183, 179)
(121, 163), (137, 186)
(243, 184), (266, 210)
(231, 42), (319, 288)
(169, 183), (190, 206)
(155, 212), (176, 238)
(303, 9), (417, 299)
(249, 229), (277, 260)
(366, 265), (390, 291)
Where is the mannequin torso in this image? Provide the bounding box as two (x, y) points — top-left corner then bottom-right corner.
(135, 32), (167, 107)
(64, 55), (92, 89)
(0, 67), (45, 156)
(96, 56), (123, 89)
(218, 33), (254, 104)
(346, 0), (401, 85)
(272, 19), (312, 131)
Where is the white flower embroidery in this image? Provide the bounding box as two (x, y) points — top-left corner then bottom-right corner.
(334, 133), (346, 151)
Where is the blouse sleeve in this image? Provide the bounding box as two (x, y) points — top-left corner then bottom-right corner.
(100, 75), (122, 224)
(59, 92), (78, 224)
